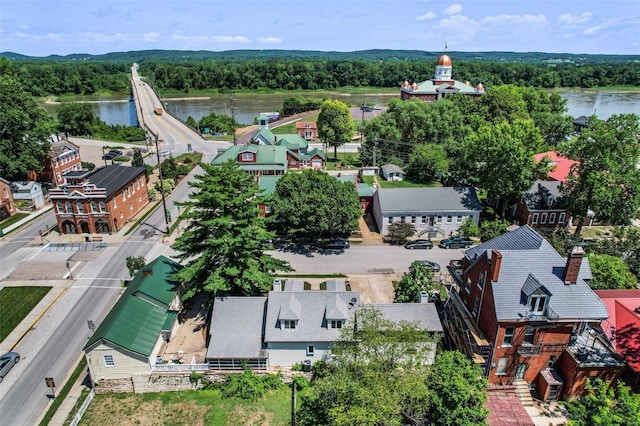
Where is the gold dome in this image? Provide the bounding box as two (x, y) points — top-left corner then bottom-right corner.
(437, 54), (452, 66)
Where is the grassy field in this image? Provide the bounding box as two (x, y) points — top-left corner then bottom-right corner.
(0, 286), (52, 342)
(80, 386), (303, 426)
(377, 179), (440, 189)
(0, 212), (30, 230)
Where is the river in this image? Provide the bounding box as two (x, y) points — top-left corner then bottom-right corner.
(41, 90), (640, 127)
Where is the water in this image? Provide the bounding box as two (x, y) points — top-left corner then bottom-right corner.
(42, 91), (640, 127)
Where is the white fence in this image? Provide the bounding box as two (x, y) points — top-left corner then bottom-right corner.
(70, 388), (95, 426)
(151, 363), (210, 372)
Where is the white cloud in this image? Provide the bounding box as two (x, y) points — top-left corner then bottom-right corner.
(481, 14), (548, 26)
(172, 34), (250, 43)
(444, 4), (463, 15)
(416, 12), (436, 21)
(257, 36), (282, 44)
(583, 18), (618, 35)
(558, 12), (593, 26)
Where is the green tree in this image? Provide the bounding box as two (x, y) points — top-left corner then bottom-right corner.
(160, 156), (179, 180)
(384, 222), (416, 245)
(480, 218), (510, 242)
(459, 217), (480, 238)
(586, 254), (637, 290)
(131, 148), (144, 168)
(171, 161), (291, 299)
(560, 114), (640, 236)
(56, 102), (94, 136)
(273, 169), (361, 238)
(597, 226), (640, 278)
(317, 99), (354, 159)
(406, 143), (448, 184)
(125, 256), (146, 278)
(475, 85), (530, 125)
(0, 71), (54, 180)
(566, 379), (640, 426)
(395, 261), (445, 303)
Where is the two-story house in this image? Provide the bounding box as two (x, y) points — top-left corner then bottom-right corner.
(296, 121), (318, 141)
(251, 126), (325, 170)
(445, 225), (624, 400)
(0, 178), (17, 220)
(211, 145), (288, 177)
(49, 164), (149, 234)
(514, 180), (569, 230)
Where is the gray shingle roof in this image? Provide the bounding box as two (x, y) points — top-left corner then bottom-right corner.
(464, 225), (607, 321)
(376, 187), (481, 214)
(207, 297), (268, 359)
(367, 303), (444, 332)
(264, 289), (360, 343)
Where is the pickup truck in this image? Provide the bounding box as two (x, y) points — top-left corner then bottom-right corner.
(438, 236), (474, 249)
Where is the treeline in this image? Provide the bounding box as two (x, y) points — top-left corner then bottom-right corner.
(8, 59), (640, 97)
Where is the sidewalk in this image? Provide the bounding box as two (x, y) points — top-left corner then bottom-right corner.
(0, 205), (53, 235)
(46, 356), (92, 426)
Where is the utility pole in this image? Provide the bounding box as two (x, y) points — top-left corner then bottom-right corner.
(361, 94), (366, 143)
(231, 93), (237, 145)
(154, 134), (170, 233)
(372, 138), (378, 168)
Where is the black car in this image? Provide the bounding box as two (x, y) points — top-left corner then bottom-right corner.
(108, 149), (123, 156)
(323, 239), (350, 250)
(419, 260), (441, 272)
(102, 152), (116, 160)
(403, 239), (434, 250)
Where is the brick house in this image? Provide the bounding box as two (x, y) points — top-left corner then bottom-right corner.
(445, 225), (624, 400)
(49, 165), (149, 234)
(47, 139), (83, 186)
(0, 177), (17, 220)
(514, 180), (569, 230)
(296, 121), (318, 141)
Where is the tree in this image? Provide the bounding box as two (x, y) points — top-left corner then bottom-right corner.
(160, 156), (179, 180)
(273, 169), (361, 238)
(406, 143), (448, 184)
(131, 148), (144, 168)
(171, 161), (291, 299)
(317, 99), (354, 159)
(586, 254), (637, 290)
(384, 222), (415, 245)
(395, 261), (445, 303)
(56, 102), (94, 136)
(561, 114), (640, 236)
(0, 71), (54, 180)
(475, 85), (530, 125)
(597, 226), (640, 278)
(459, 216), (480, 238)
(125, 256), (146, 278)
(565, 379), (640, 426)
(480, 218), (510, 242)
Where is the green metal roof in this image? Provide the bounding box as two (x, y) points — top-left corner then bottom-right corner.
(211, 145), (288, 168)
(83, 255), (182, 357)
(259, 175), (282, 195)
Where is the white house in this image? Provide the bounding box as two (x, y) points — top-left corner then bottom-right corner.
(372, 187), (482, 238)
(380, 164), (405, 181)
(10, 181), (45, 209)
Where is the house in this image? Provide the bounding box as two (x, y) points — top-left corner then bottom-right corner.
(514, 180), (569, 229)
(338, 174), (374, 212)
(250, 126), (326, 170)
(533, 151), (577, 183)
(211, 145), (288, 177)
(573, 116), (592, 134)
(445, 225), (624, 400)
(206, 279), (443, 370)
(0, 178), (17, 220)
(296, 121), (318, 141)
(594, 289), (640, 391)
(400, 54), (484, 102)
(10, 181), (45, 210)
(372, 187), (481, 238)
(48, 164), (149, 234)
(380, 164), (405, 181)
(83, 256), (184, 382)
(42, 139), (83, 186)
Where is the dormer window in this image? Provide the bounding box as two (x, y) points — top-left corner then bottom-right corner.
(329, 320), (344, 329)
(241, 152), (254, 161)
(529, 294), (548, 315)
(281, 320), (297, 329)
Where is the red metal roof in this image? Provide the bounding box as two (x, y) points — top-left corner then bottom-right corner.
(595, 289), (640, 373)
(534, 151), (578, 182)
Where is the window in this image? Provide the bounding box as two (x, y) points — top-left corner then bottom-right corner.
(120, 212), (124, 219)
(548, 213), (556, 224)
(541, 213), (548, 224)
(129, 203), (133, 211)
(411, 216), (416, 224)
(2, 188), (7, 198)
(113, 198), (117, 208)
(65, 202), (72, 213)
(524, 326), (535, 345)
(400, 216), (406, 223)
(103, 355), (115, 367)
(329, 320), (343, 329)
(446, 215), (453, 223)
(76, 203), (84, 214)
(477, 273), (485, 289)
(265, 205), (272, 214)
(457, 215), (463, 223)
(307, 345), (315, 356)
(532, 213), (539, 224)
(241, 152), (254, 161)
(558, 213), (566, 224)
(56, 202), (63, 213)
(529, 294), (548, 314)
(421, 216), (427, 224)
(99, 202), (106, 213)
(282, 320), (297, 329)
(472, 297), (479, 317)
(91, 202), (97, 213)
(548, 355), (557, 369)
(122, 192), (126, 201)
(465, 277), (471, 293)
(503, 326), (516, 346)
(496, 357), (509, 375)
(436, 216), (442, 224)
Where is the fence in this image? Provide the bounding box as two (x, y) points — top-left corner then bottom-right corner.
(70, 388), (95, 426)
(151, 363), (210, 372)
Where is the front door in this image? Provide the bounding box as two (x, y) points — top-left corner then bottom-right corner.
(515, 363), (528, 380)
(429, 216), (434, 226)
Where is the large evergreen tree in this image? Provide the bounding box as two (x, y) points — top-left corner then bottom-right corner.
(171, 160), (291, 299)
(0, 60), (54, 180)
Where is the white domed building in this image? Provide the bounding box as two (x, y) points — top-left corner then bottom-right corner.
(400, 54), (485, 102)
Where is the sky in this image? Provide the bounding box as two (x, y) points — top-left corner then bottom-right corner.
(1, 0), (638, 57)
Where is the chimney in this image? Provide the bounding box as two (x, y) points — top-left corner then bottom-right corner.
(564, 246), (584, 284)
(420, 291), (430, 304)
(142, 268), (153, 277)
(273, 278), (282, 292)
(274, 136), (277, 144)
(490, 249), (502, 282)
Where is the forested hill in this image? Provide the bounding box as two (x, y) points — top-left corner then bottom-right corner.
(1, 49), (638, 64)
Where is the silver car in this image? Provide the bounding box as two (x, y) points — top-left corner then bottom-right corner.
(0, 352), (20, 383)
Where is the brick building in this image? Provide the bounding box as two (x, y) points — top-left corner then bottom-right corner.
(0, 177), (17, 220)
(30, 138), (83, 186)
(49, 165), (149, 234)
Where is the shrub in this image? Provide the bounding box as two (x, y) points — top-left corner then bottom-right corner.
(291, 362), (303, 372)
(148, 188), (158, 201)
(292, 375), (309, 391)
(112, 156), (130, 162)
(221, 368), (266, 401)
(384, 222), (416, 245)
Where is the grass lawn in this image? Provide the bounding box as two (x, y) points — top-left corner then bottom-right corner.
(80, 386), (305, 426)
(325, 152), (362, 171)
(173, 152), (203, 164)
(377, 180), (441, 189)
(0, 286), (52, 343)
(0, 212), (30, 230)
(271, 122), (297, 134)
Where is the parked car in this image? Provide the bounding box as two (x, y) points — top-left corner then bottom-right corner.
(323, 239), (351, 250)
(438, 236), (474, 249)
(102, 152), (115, 160)
(108, 149), (123, 156)
(0, 352), (20, 383)
(404, 239), (434, 250)
(419, 260), (441, 272)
